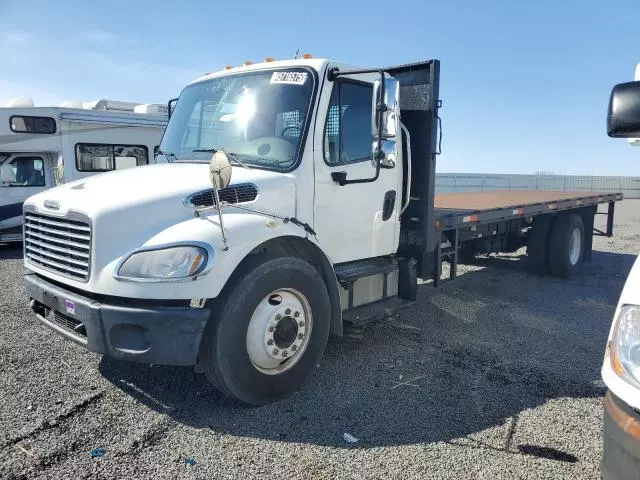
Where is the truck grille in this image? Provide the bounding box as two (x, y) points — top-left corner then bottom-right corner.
(24, 212), (91, 281)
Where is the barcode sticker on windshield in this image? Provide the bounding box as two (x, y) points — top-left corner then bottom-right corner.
(270, 72), (308, 85)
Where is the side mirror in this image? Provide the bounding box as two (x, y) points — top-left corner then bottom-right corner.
(371, 75), (400, 168)
(607, 81), (640, 138)
(371, 76), (400, 139)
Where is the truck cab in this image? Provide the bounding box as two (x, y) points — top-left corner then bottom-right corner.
(21, 57), (435, 405)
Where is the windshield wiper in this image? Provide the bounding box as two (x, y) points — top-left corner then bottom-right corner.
(191, 148), (251, 169)
(155, 149), (178, 163)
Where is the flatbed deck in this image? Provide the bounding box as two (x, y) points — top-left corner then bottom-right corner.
(434, 190), (623, 230)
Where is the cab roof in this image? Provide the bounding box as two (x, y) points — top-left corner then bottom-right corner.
(189, 58), (361, 86)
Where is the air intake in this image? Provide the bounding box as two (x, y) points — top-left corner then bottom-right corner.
(186, 184), (258, 208)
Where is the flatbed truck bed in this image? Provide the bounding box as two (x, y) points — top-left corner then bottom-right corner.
(415, 189), (623, 286)
(434, 190), (622, 230)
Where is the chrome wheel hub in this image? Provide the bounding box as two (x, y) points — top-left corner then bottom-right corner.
(246, 289), (312, 375)
(569, 227), (582, 265)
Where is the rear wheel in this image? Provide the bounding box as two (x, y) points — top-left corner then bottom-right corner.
(200, 256), (331, 406)
(548, 213), (585, 277)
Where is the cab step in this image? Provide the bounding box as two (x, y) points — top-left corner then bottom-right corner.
(343, 297), (415, 326)
(334, 257), (397, 286)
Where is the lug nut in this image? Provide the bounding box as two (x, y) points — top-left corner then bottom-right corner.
(282, 351), (289, 358)
(268, 326), (275, 332)
(298, 321), (305, 327)
(267, 339), (274, 346)
(275, 314), (282, 321)
(297, 333), (304, 339)
(272, 348), (279, 356)
(285, 308), (291, 315)
(291, 345), (298, 351)
(294, 311), (300, 318)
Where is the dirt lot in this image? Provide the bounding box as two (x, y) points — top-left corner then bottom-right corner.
(1, 201), (638, 480)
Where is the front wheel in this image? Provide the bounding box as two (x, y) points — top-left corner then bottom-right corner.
(199, 256), (331, 406)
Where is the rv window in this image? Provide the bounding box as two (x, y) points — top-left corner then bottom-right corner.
(75, 143), (149, 172)
(0, 156), (45, 187)
(10, 116), (56, 134)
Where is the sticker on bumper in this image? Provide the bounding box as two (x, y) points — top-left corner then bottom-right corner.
(65, 299), (76, 315)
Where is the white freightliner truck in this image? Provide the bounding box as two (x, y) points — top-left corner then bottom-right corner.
(601, 65), (640, 480)
(23, 57), (623, 405)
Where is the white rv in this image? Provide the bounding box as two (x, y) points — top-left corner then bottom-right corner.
(0, 99), (168, 242)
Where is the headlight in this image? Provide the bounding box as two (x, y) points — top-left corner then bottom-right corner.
(117, 245), (209, 281)
(611, 305), (640, 388)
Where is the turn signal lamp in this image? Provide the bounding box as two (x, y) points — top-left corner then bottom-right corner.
(303, 53), (313, 59)
(265, 57), (275, 62)
(224, 65), (233, 70)
(244, 60), (254, 66)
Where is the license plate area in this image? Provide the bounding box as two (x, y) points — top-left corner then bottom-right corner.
(32, 299), (88, 339)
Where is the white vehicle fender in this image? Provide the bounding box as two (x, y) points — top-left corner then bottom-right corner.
(207, 212), (343, 336)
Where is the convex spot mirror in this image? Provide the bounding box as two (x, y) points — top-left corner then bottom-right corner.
(209, 151), (232, 189)
(371, 140), (397, 168)
(607, 81), (640, 138)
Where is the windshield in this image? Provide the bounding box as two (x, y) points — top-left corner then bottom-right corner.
(158, 68), (315, 170)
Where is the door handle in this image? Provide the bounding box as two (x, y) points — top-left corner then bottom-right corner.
(382, 191), (396, 221)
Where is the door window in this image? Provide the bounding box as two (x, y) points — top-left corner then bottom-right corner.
(0, 156), (45, 186)
(324, 81), (373, 165)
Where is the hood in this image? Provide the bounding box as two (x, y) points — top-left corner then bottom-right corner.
(23, 162), (298, 289)
(25, 162), (296, 218)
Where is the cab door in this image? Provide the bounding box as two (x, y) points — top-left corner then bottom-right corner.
(312, 71), (402, 264)
(0, 154), (50, 236)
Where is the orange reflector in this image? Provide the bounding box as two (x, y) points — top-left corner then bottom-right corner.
(188, 254), (204, 275)
(303, 53), (313, 59)
(225, 65), (233, 70)
(610, 344), (626, 378)
(265, 57), (274, 62)
(462, 215), (478, 223)
(435, 220), (440, 230)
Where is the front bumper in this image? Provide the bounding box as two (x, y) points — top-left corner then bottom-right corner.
(25, 273), (209, 366)
(602, 390), (640, 480)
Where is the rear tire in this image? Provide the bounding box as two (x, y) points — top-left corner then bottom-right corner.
(548, 213), (584, 277)
(199, 256), (331, 406)
(527, 215), (554, 273)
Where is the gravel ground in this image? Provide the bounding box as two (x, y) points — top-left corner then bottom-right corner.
(1, 200), (639, 480)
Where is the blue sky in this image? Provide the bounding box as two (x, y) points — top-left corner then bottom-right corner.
(1, 0), (640, 175)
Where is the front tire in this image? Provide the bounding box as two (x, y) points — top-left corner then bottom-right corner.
(200, 256), (331, 406)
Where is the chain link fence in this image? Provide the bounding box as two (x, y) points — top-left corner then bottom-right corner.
(435, 174), (640, 199)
